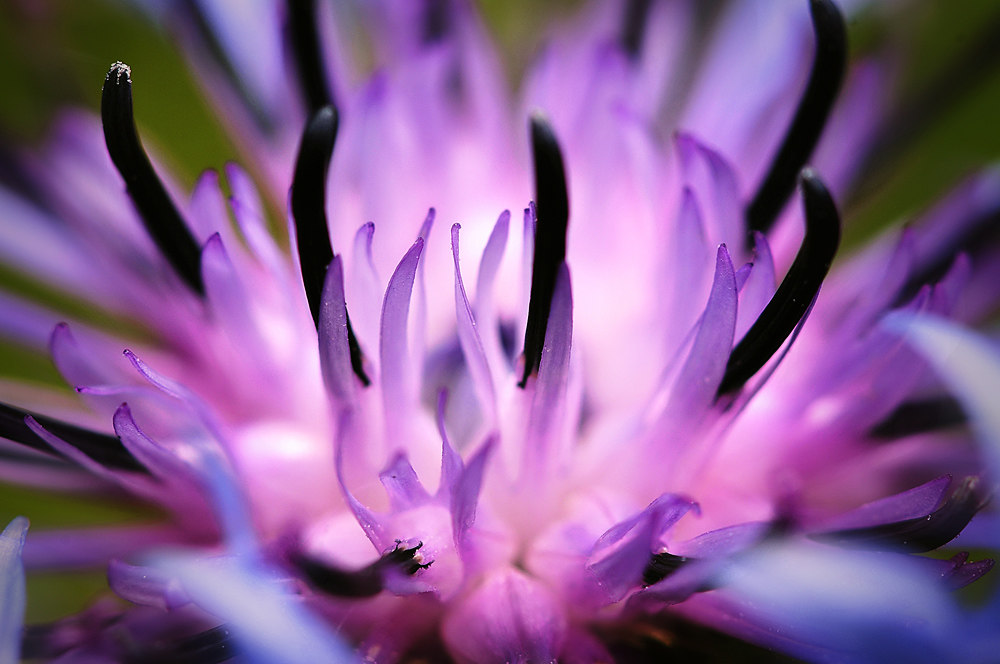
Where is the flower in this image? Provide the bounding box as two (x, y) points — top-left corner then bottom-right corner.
(1, 0), (1000, 661)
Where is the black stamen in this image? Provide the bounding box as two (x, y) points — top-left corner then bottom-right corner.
(293, 541), (430, 598)
(621, 0), (655, 59)
(810, 476), (984, 553)
(287, 0), (334, 113)
(744, 0), (846, 239)
(519, 115), (570, 388)
(718, 170), (841, 396)
(291, 106), (370, 386)
(0, 401), (147, 473)
(423, 0), (451, 43)
(101, 62), (205, 295)
(871, 397), (967, 439)
(642, 551), (691, 587)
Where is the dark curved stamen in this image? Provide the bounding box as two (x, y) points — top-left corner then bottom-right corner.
(810, 476), (985, 553)
(423, 0), (451, 43)
(718, 170), (841, 396)
(293, 541), (430, 598)
(744, 0), (846, 239)
(291, 106), (370, 386)
(621, 0), (655, 59)
(871, 397), (967, 439)
(287, 0), (334, 113)
(519, 115), (570, 388)
(101, 62), (205, 295)
(642, 551), (691, 587)
(0, 401), (147, 473)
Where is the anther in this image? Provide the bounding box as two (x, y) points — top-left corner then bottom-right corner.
(519, 114), (570, 388)
(293, 541), (430, 598)
(718, 170), (840, 396)
(642, 551), (691, 587)
(744, 0), (846, 240)
(291, 106), (370, 386)
(101, 62), (205, 295)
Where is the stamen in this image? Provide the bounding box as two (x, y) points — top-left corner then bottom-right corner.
(293, 541), (430, 598)
(718, 170), (840, 396)
(871, 397), (967, 439)
(423, 0), (451, 43)
(642, 551), (691, 587)
(101, 62), (205, 295)
(291, 106), (370, 386)
(744, 0), (846, 239)
(810, 476), (984, 553)
(621, 0), (655, 59)
(0, 401), (147, 473)
(287, 0), (334, 113)
(519, 114), (570, 388)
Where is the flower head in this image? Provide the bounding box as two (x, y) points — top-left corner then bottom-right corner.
(2, 0), (1000, 662)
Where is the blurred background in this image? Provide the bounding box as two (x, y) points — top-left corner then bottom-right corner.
(1, 0), (999, 625)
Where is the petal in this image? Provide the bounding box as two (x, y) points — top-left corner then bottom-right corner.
(452, 224), (497, 426)
(380, 237), (425, 441)
(442, 568), (566, 664)
(0, 517), (27, 664)
(318, 255), (356, 405)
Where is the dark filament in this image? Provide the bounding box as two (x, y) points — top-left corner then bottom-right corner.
(287, 0), (334, 113)
(290, 106), (370, 386)
(744, 0), (846, 240)
(101, 62), (205, 295)
(293, 541), (430, 598)
(718, 170), (841, 396)
(621, 0), (655, 59)
(0, 400), (147, 473)
(519, 115), (570, 388)
(423, 0), (451, 43)
(871, 397), (967, 439)
(127, 625), (236, 664)
(810, 476), (984, 553)
(642, 551), (691, 587)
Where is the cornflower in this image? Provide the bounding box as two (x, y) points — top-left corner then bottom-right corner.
(1, 0), (999, 662)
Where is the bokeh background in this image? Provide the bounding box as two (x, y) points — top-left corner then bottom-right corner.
(1, 0), (999, 626)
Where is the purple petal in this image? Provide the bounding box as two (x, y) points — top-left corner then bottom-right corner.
(475, 211), (511, 380)
(675, 133), (744, 254)
(379, 451), (431, 511)
(452, 224), (497, 425)
(442, 568), (566, 664)
(436, 390), (464, 499)
(0, 517), (27, 663)
(107, 559), (190, 610)
(318, 255), (356, 405)
(735, 232), (776, 342)
(451, 435), (495, 546)
(22, 524), (185, 570)
(524, 263), (573, 471)
(816, 476), (951, 532)
(587, 494), (696, 602)
(351, 222), (382, 360)
(380, 238), (425, 440)
(664, 245), (737, 423)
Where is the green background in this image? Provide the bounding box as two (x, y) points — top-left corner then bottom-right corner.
(1, 0), (999, 626)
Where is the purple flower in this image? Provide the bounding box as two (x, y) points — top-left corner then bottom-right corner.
(1, 0), (999, 661)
